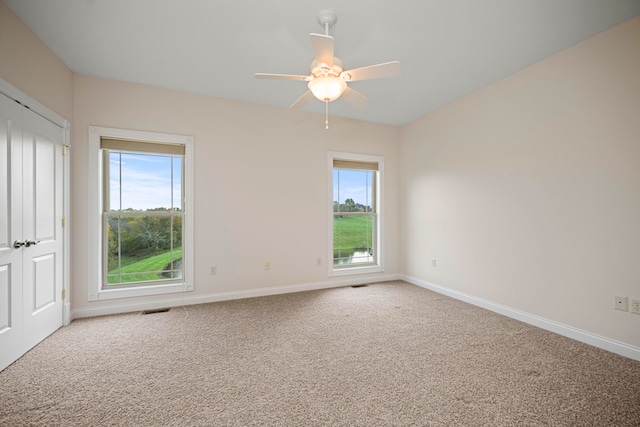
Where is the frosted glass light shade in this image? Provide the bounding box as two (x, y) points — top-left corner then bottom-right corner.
(308, 76), (347, 102)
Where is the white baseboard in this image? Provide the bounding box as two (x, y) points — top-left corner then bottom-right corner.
(72, 274), (402, 319)
(402, 275), (640, 362)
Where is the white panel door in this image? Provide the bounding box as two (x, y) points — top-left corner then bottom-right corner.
(0, 94), (64, 371)
(0, 94), (24, 370)
(21, 108), (63, 351)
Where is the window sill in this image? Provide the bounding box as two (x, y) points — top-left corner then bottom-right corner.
(88, 282), (193, 301)
(329, 265), (383, 277)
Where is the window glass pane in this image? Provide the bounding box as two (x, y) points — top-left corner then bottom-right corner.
(169, 216), (183, 279)
(333, 168), (375, 266)
(172, 156), (182, 210)
(105, 148), (184, 288)
(333, 214), (375, 265)
(109, 151), (179, 211)
(106, 213), (182, 286)
(333, 169), (373, 212)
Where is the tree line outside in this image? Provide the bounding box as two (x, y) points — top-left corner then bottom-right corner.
(333, 198), (372, 213)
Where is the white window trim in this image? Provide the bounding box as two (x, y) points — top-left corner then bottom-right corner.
(88, 126), (194, 301)
(328, 151), (384, 277)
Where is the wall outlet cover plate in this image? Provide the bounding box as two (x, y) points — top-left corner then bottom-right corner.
(614, 295), (628, 311)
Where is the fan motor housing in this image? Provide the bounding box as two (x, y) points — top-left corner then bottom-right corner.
(310, 57), (344, 78)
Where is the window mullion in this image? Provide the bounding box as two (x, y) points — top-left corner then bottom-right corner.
(103, 151), (110, 212)
(117, 214), (122, 284)
(336, 170), (341, 264)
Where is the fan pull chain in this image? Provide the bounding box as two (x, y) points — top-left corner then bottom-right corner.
(325, 101), (329, 129)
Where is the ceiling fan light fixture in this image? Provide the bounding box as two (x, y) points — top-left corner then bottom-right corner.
(255, 9), (400, 120)
(308, 76), (347, 102)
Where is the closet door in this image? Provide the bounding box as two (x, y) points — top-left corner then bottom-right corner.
(21, 107), (64, 351)
(0, 94), (24, 370)
(0, 93), (64, 371)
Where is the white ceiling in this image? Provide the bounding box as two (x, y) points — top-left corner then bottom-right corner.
(6, 0), (640, 126)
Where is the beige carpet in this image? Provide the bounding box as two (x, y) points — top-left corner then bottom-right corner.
(1, 281), (639, 426)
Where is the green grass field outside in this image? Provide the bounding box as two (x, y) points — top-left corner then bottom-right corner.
(107, 248), (182, 285)
(333, 215), (374, 259)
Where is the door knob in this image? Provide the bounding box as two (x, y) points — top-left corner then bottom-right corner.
(13, 240), (25, 249)
(24, 240), (40, 247)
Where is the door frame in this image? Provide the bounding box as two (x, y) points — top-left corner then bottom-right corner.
(0, 77), (71, 326)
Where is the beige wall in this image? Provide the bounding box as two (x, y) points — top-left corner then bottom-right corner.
(72, 75), (402, 311)
(401, 17), (640, 347)
(0, 1), (73, 120)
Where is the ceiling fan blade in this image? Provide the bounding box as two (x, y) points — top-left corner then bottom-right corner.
(290, 90), (315, 109)
(341, 86), (368, 109)
(310, 33), (334, 69)
(255, 73), (312, 81)
(340, 61), (400, 82)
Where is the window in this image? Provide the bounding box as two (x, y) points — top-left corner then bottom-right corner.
(328, 152), (383, 276)
(89, 127), (193, 300)
(103, 139), (184, 287)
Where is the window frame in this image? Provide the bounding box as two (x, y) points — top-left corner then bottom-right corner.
(328, 151), (384, 277)
(88, 126), (194, 301)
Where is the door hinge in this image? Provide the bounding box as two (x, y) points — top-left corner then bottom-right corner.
(62, 145), (68, 156)
(62, 217), (67, 227)
(62, 288), (66, 299)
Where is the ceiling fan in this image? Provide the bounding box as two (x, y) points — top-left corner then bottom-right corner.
(255, 10), (400, 128)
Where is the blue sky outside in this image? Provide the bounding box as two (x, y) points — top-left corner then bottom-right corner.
(109, 152), (182, 211)
(333, 169), (373, 208)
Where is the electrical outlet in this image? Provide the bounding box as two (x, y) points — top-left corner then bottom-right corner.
(631, 298), (640, 315)
(210, 265), (217, 275)
(316, 258), (322, 267)
(264, 261), (270, 270)
(431, 258), (437, 267)
(614, 295), (628, 311)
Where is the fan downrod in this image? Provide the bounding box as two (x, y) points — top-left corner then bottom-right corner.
(317, 10), (337, 34)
